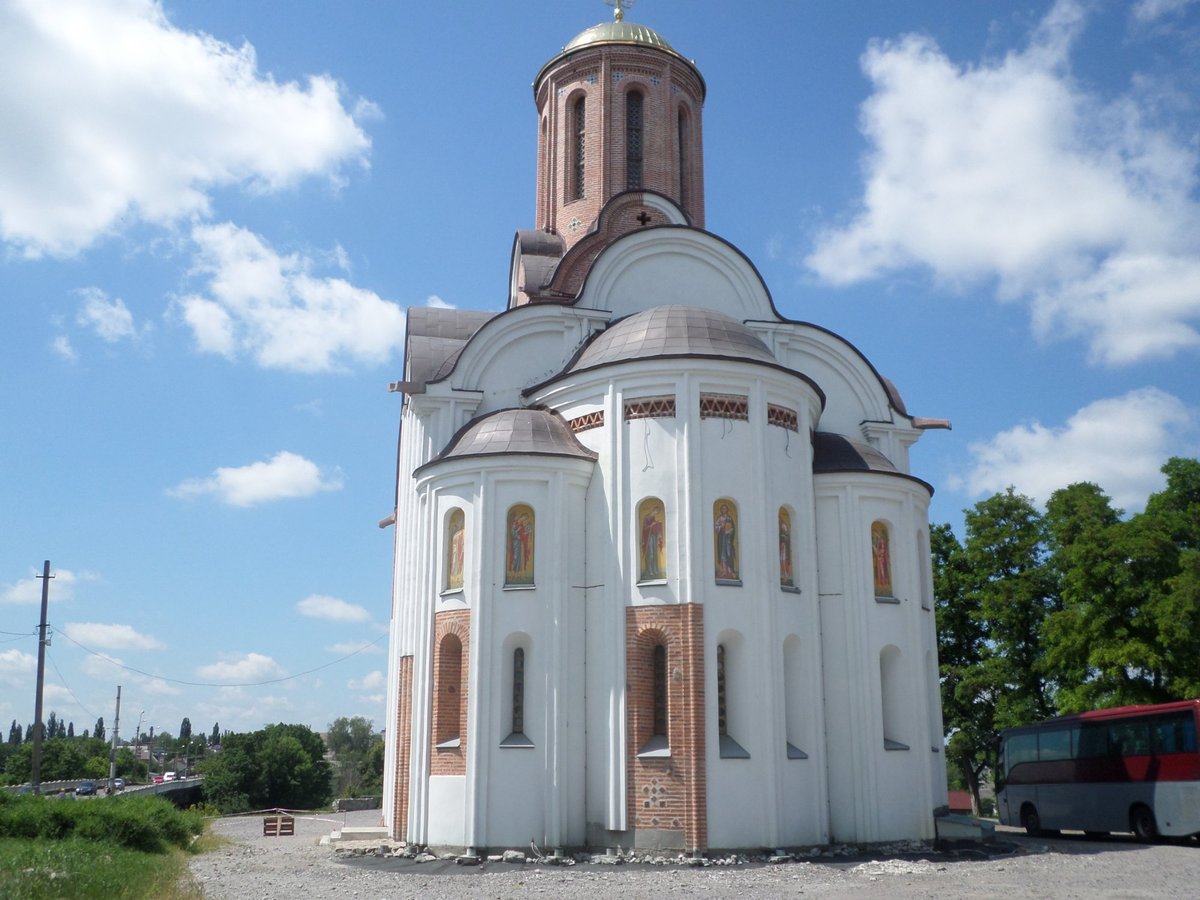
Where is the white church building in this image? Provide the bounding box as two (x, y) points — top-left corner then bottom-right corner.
(382, 8), (949, 854)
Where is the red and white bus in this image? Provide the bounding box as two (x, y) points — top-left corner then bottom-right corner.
(995, 698), (1200, 840)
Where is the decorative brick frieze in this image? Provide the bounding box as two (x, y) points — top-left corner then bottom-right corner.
(700, 393), (749, 421)
(625, 396), (676, 420)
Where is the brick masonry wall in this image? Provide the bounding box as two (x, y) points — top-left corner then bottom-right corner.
(430, 610), (471, 777)
(626, 604), (707, 850)
(536, 44), (705, 251)
(392, 655), (413, 841)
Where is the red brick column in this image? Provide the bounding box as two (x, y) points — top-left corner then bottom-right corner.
(392, 655), (413, 841)
(626, 604), (707, 851)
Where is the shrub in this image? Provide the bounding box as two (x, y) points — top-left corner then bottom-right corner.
(0, 793), (201, 853)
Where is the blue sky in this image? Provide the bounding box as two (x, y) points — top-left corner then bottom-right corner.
(3, 0), (1198, 740)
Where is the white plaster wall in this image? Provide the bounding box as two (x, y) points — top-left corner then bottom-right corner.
(427, 776), (467, 847)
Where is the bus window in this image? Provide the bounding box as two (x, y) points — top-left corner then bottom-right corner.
(1152, 713), (1197, 754)
(1109, 720), (1150, 757)
(1038, 727), (1073, 761)
(1077, 723), (1107, 758)
(1007, 732), (1037, 776)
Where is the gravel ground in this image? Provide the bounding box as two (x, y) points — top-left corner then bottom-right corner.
(188, 811), (1199, 899)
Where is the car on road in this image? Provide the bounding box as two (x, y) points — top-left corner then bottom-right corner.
(75, 780), (97, 796)
(112, 778), (125, 790)
(152, 774), (164, 784)
(163, 771), (177, 782)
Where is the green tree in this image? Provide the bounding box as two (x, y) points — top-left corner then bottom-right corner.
(7, 721), (20, 745)
(964, 488), (1056, 729)
(933, 523), (993, 814)
(201, 723), (332, 813)
(93, 717), (105, 743)
(327, 716), (379, 796)
(179, 717), (192, 743)
(210, 722), (220, 746)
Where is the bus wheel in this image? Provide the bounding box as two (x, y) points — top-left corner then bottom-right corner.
(1021, 804), (1042, 837)
(1130, 805), (1157, 843)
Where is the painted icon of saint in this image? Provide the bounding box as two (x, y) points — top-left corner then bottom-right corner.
(871, 520), (892, 597)
(713, 500), (739, 582)
(506, 504), (535, 585)
(638, 498), (666, 581)
(779, 507), (794, 587)
(447, 508), (465, 590)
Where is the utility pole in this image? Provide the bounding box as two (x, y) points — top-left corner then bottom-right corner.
(108, 685), (121, 793)
(31, 560), (53, 795)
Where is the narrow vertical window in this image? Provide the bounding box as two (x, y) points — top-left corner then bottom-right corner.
(435, 634), (462, 748)
(511, 647), (525, 735)
(505, 504), (535, 586)
(446, 508), (465, 591)
(626, 91), (643, 189)
(881, 645), (908, 750)
(652, 643), (667, 737)
(572, 96), (586, 201)
(872, 520), (893, 598)
(716, 644), (728, 737)
(677, 106), (689, 209)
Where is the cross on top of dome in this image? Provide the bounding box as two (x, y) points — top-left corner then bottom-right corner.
(604, 0), (636, 23)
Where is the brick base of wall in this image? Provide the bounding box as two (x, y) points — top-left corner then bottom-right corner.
(392, 655), (413, 841)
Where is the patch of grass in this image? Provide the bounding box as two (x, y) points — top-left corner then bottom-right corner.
(0, 793), (202, 853)
(0, 837), (204, 900)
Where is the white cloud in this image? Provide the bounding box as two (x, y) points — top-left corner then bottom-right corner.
(0, 0), (370, 257)
(1, 568), (89, 604)
(954, 387), (1195, 511)
(196, 652), (285, 684)
(52, 335), (78, 361)
(79, 651), (181, 697)
(62, 622), (164, 651)
(297, 594), (371, 623)
(326, 640), (382, 655)
(347, 670), (385, 692)
(168, 450), (342, 507)
(76, 287), (139, 342)
(806, 0), (1200, 366)
(178, 223), (406, 371)
(1132, 0), (1199, 23)
(425, 295), (456, 310)
(0, 649), (37, 686)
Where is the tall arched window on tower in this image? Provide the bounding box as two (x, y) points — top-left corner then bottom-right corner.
(677, 106), (690, 209)
(572, 95), (586, 201)
(880, 644), (908, 751)
(626, 90), (643, 189)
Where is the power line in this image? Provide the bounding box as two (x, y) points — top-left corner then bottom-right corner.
(45, 648), (100, 723)
(53, 629), (387, 687)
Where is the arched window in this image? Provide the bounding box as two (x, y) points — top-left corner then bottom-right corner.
(512, 646), (525, 735)
(626, 90), (643, 189)
(779, 506), (796, 590)
(571, 95), (586, 201)
(717, 636), (749, 758)
(713, 499), (740, 584)
(652, 642), (668, 738)
(677, 106), (689, 209)
(435, 633), (463, 748)
(880, 645), (908, 751)
(637, 497), (667, 582)
(505, 504), (535, 586)
(871, 520), (893, 598)
(783, 636), (808, 759)
(445, 508), (465, 591)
